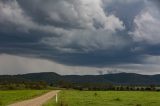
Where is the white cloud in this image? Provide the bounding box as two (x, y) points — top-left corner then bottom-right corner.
(40, 0), (125, 31)
(130, 2), (160, 44)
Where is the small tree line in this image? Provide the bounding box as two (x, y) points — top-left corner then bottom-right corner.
(1, 79), (160, 91)
(57, 80), (160, 91)
(0, 81), (47, 90)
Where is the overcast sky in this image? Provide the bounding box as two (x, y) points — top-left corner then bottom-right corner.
(0, 0), (160, 75)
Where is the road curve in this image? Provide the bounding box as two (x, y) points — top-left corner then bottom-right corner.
(9, 90), (60, 106)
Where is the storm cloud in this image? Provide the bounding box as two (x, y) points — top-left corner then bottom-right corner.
(0, 0), (160, 75)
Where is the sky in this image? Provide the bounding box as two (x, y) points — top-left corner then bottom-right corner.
(0, 0), (160, 75)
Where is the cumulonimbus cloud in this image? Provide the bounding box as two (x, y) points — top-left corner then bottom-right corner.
(1, 0), (160, 75)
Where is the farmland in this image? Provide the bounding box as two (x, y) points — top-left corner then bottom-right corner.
(0, 90), (49, 106)
(44, 90), (160, 106)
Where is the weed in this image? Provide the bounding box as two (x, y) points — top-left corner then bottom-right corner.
(136, 104), (142, 106)
(114, 98), (121, 101)
(94, 93), (97, 96)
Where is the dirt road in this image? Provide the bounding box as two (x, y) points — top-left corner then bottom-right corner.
(9, 90), (60, 106)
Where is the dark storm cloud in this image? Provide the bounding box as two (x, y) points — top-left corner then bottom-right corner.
(0, 0), (160, 68)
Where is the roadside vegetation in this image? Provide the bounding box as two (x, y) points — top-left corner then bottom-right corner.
(0, 90), (49, 106)
(44, 90), (160, 106)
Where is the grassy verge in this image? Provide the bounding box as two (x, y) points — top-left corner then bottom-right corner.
(0, 90), (49, 106)
(43, 90), (160, 106)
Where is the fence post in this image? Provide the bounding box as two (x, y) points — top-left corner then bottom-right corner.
(56, 94), (58, 103)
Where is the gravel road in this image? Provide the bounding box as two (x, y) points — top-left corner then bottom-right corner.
(9, 90), (60, 106)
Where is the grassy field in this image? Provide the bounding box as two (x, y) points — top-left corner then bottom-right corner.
(0, 90), (49, 106)
(44, 90), (160, 106)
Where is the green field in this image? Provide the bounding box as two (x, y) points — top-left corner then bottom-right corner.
(0, 90), (49, 106)
(44, 90), (160, 106)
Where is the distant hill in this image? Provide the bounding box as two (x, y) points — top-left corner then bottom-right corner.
(63, 73), (160, 85)
(1, 72), (160, 85)
(17, 72), (61, 83)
